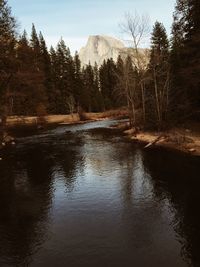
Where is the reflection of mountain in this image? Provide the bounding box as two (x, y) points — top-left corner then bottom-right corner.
(0, 133), (84, 266)
(143, 149), (200, 266)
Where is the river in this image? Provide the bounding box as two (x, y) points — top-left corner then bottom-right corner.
(0, 120), (200, 267)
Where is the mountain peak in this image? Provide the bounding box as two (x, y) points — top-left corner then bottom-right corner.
(79, 35), (125, 66)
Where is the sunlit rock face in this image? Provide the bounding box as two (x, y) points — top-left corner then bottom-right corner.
(79, 35), (125, 66)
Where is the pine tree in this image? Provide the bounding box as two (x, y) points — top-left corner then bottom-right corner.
(15, 30), (33, 115)
(0, 0), (16, 71)
(171, 0), (200, 118)
(0, 0), (17, 129)
(39, 32), (52, 113)
(148, 21), (170, 129)
(56, 38), (75, 114)
(115, 55), (126, 107)
(184, 0), (200, 109)
(73, 52), (83, 111)
(99, 58), (117, 110)
(39, 32), (50, 73)
(49, 45), (61, 113)
(149, 22), (169, 66)
(30, 24), (41, 71)
(17, 25), (48, 116)
(92, 63), (104, 111)
(171, 0), (190, 116)
(82, 63), (94, 112)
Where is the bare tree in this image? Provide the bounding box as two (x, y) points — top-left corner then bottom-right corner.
(119, 12), (150, 126)
(115, 56), (138, 127)
(66, 95), (75, 115)
(151, 61), (170, 129)
(120, 12), (150, 69)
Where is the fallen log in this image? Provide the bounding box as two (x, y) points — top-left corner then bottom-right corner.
(144, 135), (165, 149)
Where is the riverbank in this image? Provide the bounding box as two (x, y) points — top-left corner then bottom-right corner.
(0, 109), (128, 143)
(5, 109), (128, 128)
(1, 114), (198, 267)
(114, 121), (200, 156)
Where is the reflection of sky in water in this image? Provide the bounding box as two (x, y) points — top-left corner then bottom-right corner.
(0, 120), (199, 266)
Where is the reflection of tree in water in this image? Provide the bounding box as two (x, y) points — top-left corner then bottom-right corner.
(0, 146), (53, 266)
(83, 129), (158, 251)
(82, 127), (135, 177)
(55, 148), (85, 192)
(2, 125), (199, 266)
(116, 148), (162, 252)
(83, 128), (152, 205)
(143, 148), (200, 266)
(118, 149), (153, 205)
(0, 133), (84, 266)
(54, 131), (85, 192)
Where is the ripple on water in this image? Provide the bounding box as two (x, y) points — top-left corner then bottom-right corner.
(0, 120), (199, 266)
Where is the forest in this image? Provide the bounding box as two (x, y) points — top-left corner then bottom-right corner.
(0, 0), (200, 131)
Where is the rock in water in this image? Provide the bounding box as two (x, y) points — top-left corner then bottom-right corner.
(79, 35), (125, 66)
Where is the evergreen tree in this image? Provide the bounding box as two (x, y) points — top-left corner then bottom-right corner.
(56, 38), (75, 114)
(171, 0), (200, 118)
(99, 58), (117, 110)
(17, 25), (48, 116)
(149, 22), (169, 66)
(39, 31), (52, 113)
(39, 32), (50, 73)
(0, 0), (16, 72)
(15, 30), (33, 115)
(92, 63), (104, 111)
(148, 21), (170, 128)
(30, 24), (41, 71)
(171, 0), (190, 116)
(115, 55), (126, 107)
(183, 0), (200, 109)
(73, 52), (83, 111)
(0, 0), (17, 127)
(82, 63), (94, 112)
(49, 45), (61, 113)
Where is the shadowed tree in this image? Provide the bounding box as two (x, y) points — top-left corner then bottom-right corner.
(171, 0), (200, 120)
(147, 21), (170, 129)
(0, 0), (17, 136)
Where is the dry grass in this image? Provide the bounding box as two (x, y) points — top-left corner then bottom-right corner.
(121, 121), (200, 156)
(100, 108), (128, 119)
(6, 114), (80, 126)
(5, 109), (128, 128)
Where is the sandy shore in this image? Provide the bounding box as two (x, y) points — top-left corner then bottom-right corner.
(5, 109), (128, 128)
(114, 122), (200, 156)
(5, 114), (80, 126)
(1, 111), (200, 157)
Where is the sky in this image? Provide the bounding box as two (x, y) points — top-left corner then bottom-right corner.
(9, 0), (176, 54)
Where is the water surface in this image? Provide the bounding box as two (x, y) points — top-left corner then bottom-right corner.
(0, 120), (200, 267)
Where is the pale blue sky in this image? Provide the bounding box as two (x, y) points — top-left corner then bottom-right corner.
(9, 0), (176, 54)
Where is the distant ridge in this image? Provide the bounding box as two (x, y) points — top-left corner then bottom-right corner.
(79, 35), (149, 67)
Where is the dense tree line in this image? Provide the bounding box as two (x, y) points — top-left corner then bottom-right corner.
(115, 0), (200, 129)
(171, 0), (200, 120)
(0, 0), (121, 122)
(0, 0), (199, 131)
